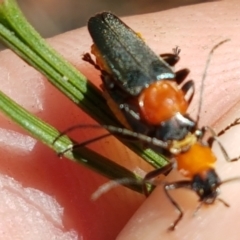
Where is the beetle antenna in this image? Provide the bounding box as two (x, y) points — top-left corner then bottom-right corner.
(220, 176), (240, 186)
(196, 39), (230, 124)
(91, 178), (143, 200)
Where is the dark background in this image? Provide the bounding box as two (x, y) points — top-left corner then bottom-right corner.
(18, 0), (211, 37)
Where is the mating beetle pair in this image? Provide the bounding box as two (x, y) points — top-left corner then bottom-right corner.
(67, 12), (240, 230)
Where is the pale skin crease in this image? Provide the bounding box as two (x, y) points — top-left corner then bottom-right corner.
(0, 0), (240, 239)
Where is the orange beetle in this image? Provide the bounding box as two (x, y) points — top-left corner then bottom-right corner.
(83, 12), (239, 230)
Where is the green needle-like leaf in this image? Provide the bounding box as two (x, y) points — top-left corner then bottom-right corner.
(0, 88), (143, 193)
(0, 0), (168, 190)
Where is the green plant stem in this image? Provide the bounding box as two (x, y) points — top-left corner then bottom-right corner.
(0, 0), (168, 185)
(0, 88), (143, 193)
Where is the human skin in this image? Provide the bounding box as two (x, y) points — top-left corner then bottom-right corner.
(0, 0), (240, 239)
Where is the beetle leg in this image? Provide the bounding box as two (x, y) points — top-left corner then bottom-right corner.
(175, 68), (190, 85)
(160, 46), (181, 66)
(82, 53), (101, 70)
(119, 103), (141, 121)
(164, 180), (193, 230)
(205, 126), (240, 162)
(160, 53), (179, 66)
(181, 80), (195, 105)
(143, 163), (173, 196)
(217, 118), (240, 137)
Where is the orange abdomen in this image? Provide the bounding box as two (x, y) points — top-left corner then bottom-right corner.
(138, 81), (188, 125)
(176, 142), (217, 178)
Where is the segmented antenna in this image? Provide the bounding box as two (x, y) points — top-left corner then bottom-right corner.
(196, 39), (230, 124)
